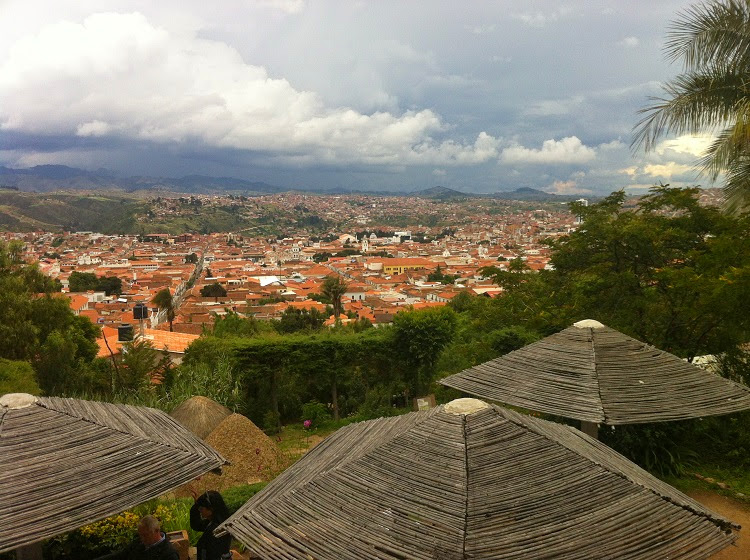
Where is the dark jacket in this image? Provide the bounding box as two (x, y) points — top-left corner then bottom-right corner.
(190, 503), (232, 560)
(96, 535), (179, 560)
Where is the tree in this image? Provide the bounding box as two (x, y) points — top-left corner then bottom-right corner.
(200, 282), (227, 301)
(0, 241), (101, 395)
(321, 275), (348, 320)
(68, 271), (99, 292)
(479, 257), (529, 290)
(633, 0), (750, 213)
(119, 339), (170, 390)
(547, 186), (750, 358)
(313, 252), (333, 263)
(185, 252), (199, 264)
(0, 359), (40, 395)
(274, 307), (326, 334)
(152, 288), (176, 332)
(211, 311), (269, 338)
(427, 265), (457, 284)
(69, 271), (121, 295)
(33, 312), (102, 395)
(391, 306), (458, 397)
(96, 276), (122, 296)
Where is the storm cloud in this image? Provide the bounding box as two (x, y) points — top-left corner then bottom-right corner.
(0, 0), (708, 194)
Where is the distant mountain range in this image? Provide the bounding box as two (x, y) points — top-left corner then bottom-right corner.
(409, 185), (586, 202)
(0, 165), (588, 201)
(0, 165), (285, 194)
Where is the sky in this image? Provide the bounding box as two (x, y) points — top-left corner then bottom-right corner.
(0, 0), (716, 195)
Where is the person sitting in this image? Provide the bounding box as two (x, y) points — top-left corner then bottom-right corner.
(96, 514), (179, 560)
(190, 490), (232, 560)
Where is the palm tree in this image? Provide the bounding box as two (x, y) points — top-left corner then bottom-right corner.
(321, 275), (348, 320)
(633, 0), (750, 213)
(152, 288), (176, 332)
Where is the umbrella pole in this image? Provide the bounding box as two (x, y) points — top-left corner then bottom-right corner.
(15, 542), (43, 560)
(580, 421), (599, 440)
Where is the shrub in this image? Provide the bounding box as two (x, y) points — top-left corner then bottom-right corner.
(44, 501), (188, 559)
(599, 421), (699, 477)
(168, 354), (243, 412)
(0, 358), (40, 395)
(263, 410), (281, 434)
(301, 400), (331, 428)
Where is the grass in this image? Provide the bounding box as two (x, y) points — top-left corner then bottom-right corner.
(662, 462), (750, 504)
(273, 411), (409, 464)
(274, 418), (352, 460)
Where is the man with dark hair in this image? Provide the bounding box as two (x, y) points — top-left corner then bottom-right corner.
(96, 515), (179, 560)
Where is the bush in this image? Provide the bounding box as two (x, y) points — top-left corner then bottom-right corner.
(0, 358), (40, 395)
(44, 501), (189, 559)
(168, 354), (243, 412)
(301, 400), (331, 428)
(691, 411), (750, 469)
(263, 410), (281, 434)
(356, 386), (401, 420)
(599, 421), (699, 477)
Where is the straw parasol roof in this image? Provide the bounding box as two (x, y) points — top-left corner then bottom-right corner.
(170, 395), (232, 439)
(217, 398), (738, 560)
(440, 319), (750, 425)
(0, 393), (227, 553)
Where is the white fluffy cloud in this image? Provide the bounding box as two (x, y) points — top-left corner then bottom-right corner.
(546, 180), (592, 195)
(654, 135), (714, 158)
(643, 162), (695, 178)
(500, 136), (596, 165)
(0, 12), (499, 167)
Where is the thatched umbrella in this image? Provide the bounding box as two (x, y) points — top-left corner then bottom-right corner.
(440, 319), (750, 436)
(0, 393), (227, 555)
(170, 395), (232, 439)
(217, 398), (738, 560)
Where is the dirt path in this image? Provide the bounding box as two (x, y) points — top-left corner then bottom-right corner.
(686, 490), (750, 560)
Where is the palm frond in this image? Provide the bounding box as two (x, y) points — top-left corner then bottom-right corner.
(722, 154), (750, 213)
(666, 0), (750, 71)
(632, 70), (747, 152)
(698, 106), (750, 178)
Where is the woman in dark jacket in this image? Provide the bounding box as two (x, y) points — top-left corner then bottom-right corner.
(190, 491), (232, 560)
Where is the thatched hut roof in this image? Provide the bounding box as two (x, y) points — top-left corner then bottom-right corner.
(0, 393), (226, 553)
(170, 395), (232, 439)
(440, 320), (750, 424)
(183, 413), (284, 494)
(218, 398), (738, 560)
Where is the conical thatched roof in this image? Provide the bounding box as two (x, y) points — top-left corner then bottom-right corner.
(440, 320), (750, 424)
(0, 393), (226, 553)
(184, 413), (284, 493)
(170, 395), (232, 439)
(218, 398), (738, 560)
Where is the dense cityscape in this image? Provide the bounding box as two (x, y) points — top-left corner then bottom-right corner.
(3, 0), (750, 559)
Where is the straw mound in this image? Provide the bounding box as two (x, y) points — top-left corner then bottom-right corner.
(170, 396), (232, 439)
(193, 413), (284, 491)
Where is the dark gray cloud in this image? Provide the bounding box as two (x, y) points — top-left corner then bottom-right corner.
(0, 0), (708, 194)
